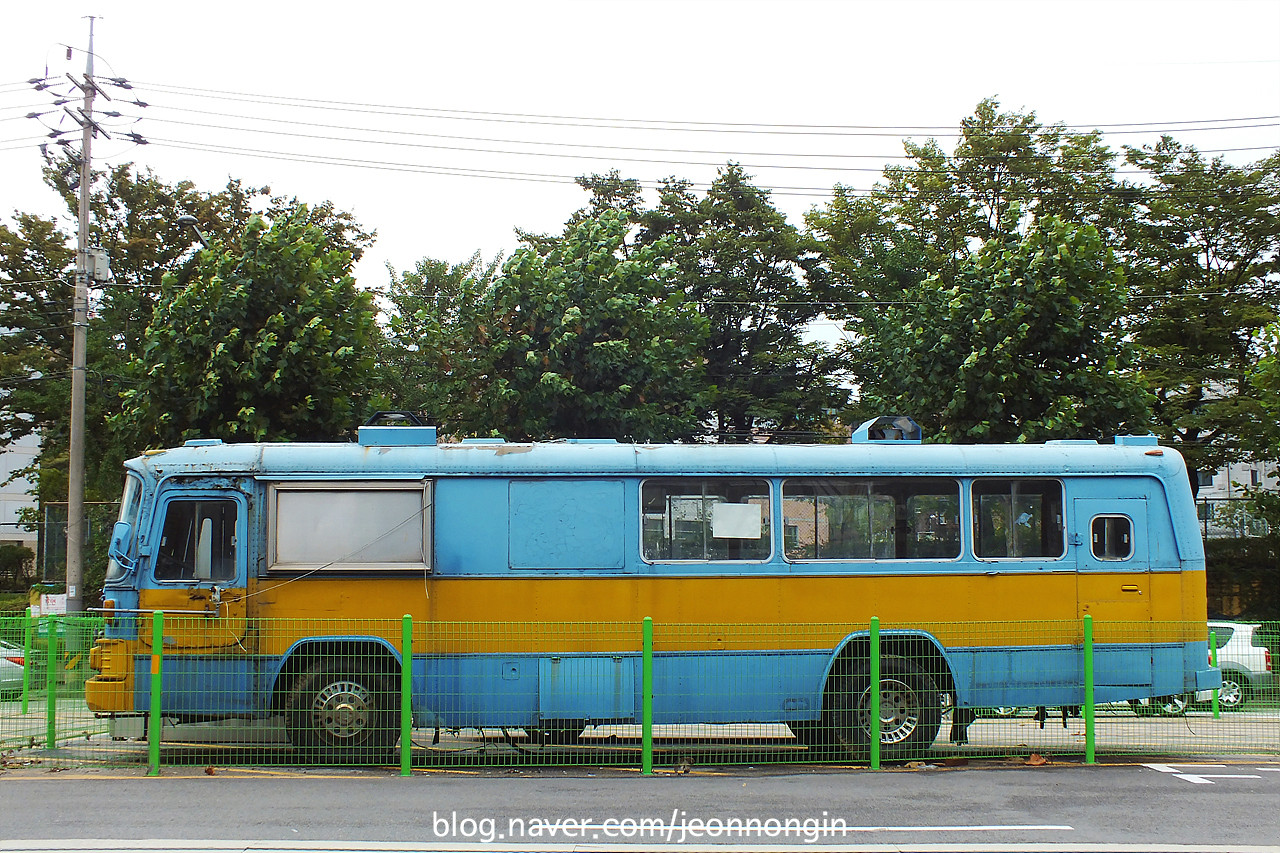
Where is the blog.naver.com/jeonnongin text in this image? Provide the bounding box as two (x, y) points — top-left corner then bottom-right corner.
(430, 810), (850, 844)
(426, 810), (1072, 844)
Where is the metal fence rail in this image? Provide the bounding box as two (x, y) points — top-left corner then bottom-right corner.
(2, 614), (1277, 773)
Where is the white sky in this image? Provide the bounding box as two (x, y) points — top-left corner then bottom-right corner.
(2, 0), (1279, 296)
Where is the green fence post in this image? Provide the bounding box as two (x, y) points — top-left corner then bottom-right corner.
(1083, 614), (1095, 766)
(45, 615), (59, 749)
(401, 613), (413, 777)
(147, 611), (164, 777)
(20, 607), (32, 715)
(642, 616), (653, 776)
(869, 616), (881, 770)
(1210, 630), (1219, 719)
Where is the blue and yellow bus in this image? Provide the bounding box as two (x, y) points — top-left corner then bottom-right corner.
(86, 417), (1218, 760)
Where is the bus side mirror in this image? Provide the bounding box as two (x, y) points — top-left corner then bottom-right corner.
(194, 517), (213, 581)
(108, 521), (134, 570)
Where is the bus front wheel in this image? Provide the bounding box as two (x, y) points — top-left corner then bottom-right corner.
(285, 660), (399, 764)
(828, 656), (942, 759)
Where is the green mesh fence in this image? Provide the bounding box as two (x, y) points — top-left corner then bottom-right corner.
(2, 614), (1277, 772)
(0, 614), (107, 767)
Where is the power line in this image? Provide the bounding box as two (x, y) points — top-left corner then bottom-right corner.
(142, 104), (920, 162)
(137, 114), (935, 175)
(126, 109), (1280, 176)
(141, 133), (1279, 204)
(131, 80), (1280, 138)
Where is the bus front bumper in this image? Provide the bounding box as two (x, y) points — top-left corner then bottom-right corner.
(86, 638), (134, 713)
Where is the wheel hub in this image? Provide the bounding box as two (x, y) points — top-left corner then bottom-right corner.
(312, 680), (373, 740)
(858, 678), (920, 744)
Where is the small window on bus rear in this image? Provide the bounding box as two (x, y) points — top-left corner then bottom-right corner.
(642, 479), (771, 562)
(781, 478), (960, 561)
(1091, 515), (1133, 561)
(269, 482), (431, 572)
(973, 479), (1065, 559)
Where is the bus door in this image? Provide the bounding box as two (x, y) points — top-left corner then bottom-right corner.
(139, 491), (249, 652)
(1074, 497), (1152, 691)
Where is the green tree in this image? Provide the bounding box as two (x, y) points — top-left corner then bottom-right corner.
(855, 217), (1150, 442)
(3, 158), (373, 603)
(428, 210), (707, 441)
(115, 205), (380, 445)
(1124, 142), (1280, 492)
(2, 157), (374, 497)
(0, 212), (76, 462)
(380, 251), (501, 431)
(809, 98), (1133, 308)
(1252, 324), (1280, 456)
(633, 164), (848, 441)
(0, 543), (35, 592)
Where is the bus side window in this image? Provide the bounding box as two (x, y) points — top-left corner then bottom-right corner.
(973, 479), (1064, 559)
(155, 499), (238, 582)
(781, 478), (960, 561)
(641, 479), (771, 562)
(1091, 515), (1133, 561)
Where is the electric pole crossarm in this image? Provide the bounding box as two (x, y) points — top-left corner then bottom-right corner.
(66, 73), (113, 102)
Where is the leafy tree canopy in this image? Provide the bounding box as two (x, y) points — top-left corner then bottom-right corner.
(114, 205), (380, 446)
(2, 156), (374, 496)
(623, 165), (849, 441)
(1123, 142), (1280, 489)
(394, 210), (708, 441)
(380, 251), (502, 432)
(808, 97), (1131, 308)
(855, 216), (1150, 442)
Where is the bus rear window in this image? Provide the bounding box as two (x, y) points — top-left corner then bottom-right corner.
(642, 479), (770, 562)
(973, 479), (1064, 559)
(782, 478), (960, 561)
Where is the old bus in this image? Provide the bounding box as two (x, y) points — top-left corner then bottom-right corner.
(86, 417), (1218, 760)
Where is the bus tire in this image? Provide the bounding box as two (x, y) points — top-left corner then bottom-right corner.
(530, 720), (586, 745)
(790, 721), (839, 759)
(828, 656), (942, 759)
(285, 659), (399, 764)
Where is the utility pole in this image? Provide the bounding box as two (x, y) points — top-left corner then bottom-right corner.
(66, 16), (99, 614)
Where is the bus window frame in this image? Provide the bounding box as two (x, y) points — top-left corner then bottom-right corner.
(639, 477), (773, 565)
(1090, 513), (1135, 562)
(779, 476), (963, 563)
(105, 473), (146, 583)
(971, 477), (1067, 562)
(150, 490), (246, 586)
(266, 480), (433, 575)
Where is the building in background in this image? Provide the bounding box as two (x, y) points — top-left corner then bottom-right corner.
(1197, 460), (1279, 539)
(0, 433), (38, 551)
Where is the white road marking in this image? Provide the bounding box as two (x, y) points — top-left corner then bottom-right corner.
(1143, 762), (1263, 784)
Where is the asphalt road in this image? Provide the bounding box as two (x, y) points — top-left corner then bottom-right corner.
(2, 757), (1280, 852)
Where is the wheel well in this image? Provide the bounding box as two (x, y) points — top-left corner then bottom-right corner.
(1219, 670), (1252, 689)
(270, 639), (401, 712)
(830, 634), (955, 698)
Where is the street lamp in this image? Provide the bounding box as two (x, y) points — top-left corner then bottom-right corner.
(176, 214), (209, 248)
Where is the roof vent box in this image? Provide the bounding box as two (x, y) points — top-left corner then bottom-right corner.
(851, 416), (923, 444)
(357, 425), (438, 447)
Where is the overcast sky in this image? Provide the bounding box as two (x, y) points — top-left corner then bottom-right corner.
(3, 0), (1278, 293)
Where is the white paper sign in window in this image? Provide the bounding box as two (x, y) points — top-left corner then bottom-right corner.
(711, 501), (763, 539)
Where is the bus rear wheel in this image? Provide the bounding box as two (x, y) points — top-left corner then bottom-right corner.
(286, 660), (399, 764)
(530, 720), (586, 745)
(827, 656), (942, 759)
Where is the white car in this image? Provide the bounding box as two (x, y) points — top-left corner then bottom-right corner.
(0, 639), (25, 698)
(1207, 621), (1276, 710)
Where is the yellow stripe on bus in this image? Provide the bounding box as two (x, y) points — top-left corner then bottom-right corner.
(136, 570), (1207, 656)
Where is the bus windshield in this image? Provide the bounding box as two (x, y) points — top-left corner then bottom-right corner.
(104, 474), (143, 582)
